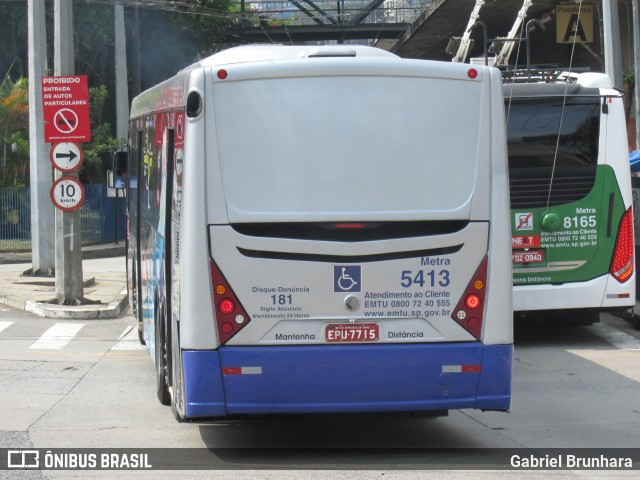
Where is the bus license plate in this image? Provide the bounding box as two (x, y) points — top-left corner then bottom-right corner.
(512, 249), (545, 264)
(325, 323), (379, 343)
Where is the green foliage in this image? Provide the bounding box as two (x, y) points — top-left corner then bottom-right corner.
(0, 1), (234, 186)
(81, 86), (124, 184)
(624, 70), (635, 87)
(0, 80), (124, 186)
(82, 123), (121, 184)
(0, 2), (28, 81)
(74, 4), (114, 83)
(0, 72), (29, 187)
(132, 1), (232, 89)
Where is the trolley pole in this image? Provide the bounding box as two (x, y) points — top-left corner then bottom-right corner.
(54, 0), (84, 305)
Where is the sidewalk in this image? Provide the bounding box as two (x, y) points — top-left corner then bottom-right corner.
(0, 243), (128, 320)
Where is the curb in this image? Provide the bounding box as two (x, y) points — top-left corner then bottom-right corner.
(0, 293), (29, 312)
(24, 294), (129, 320)
(0, 292), (128, 320)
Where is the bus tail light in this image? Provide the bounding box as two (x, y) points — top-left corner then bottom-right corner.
(452, 256), (488, 340)
(610, 207), (634, 283)
(210, 259), (251, 344)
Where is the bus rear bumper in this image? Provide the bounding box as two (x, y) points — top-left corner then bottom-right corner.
(513, 273), (635, 312)
(182, 343), (512, 418)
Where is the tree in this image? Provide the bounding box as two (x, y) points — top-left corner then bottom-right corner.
(0, 0), (233, 184)
(81, 85), (123, 184)
(128, 1), (232, 93)
(0, 2), (28, 82)
(0, 70), (29, 187)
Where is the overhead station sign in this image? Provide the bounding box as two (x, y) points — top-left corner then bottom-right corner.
(42, 76), (91, 143)
(556, 4), (594, 44)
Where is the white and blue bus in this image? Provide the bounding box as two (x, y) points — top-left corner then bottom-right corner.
(122, 45), (513, 420)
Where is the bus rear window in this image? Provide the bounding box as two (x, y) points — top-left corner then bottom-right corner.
(212, 75), (483, 221)
(506, 98), (600, 209)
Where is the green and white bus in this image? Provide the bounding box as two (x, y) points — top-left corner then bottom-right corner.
(505, 72), (635, 323)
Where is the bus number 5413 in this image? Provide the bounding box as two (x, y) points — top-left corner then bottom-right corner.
(401, 270), (450, 288)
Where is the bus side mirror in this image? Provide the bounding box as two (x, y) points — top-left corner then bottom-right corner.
(108, 150), (128, 188)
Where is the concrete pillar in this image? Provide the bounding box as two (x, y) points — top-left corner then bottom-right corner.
(115, 3), (129, 141)
(28, 0), (55, 275)
(603, 0), (624, 88)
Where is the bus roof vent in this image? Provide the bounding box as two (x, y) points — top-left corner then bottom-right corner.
(303, 48), (357, 58)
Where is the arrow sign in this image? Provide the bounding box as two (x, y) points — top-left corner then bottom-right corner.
(50, 142), (83, 173)
(56, 150), (77, 162)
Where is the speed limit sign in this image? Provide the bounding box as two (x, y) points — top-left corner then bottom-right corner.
(50, 176), (85, 212)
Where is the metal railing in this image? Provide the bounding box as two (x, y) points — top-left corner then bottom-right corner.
(0, 184), (125, 252)
(237, 0), (432, 26)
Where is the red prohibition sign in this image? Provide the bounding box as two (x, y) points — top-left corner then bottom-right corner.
(53, 108), (79, 134)
(50, 176), (86, 212)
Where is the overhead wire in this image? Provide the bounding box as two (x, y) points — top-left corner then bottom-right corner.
(545, 0), (584, 210)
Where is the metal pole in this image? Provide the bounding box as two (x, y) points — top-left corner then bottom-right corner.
(526, 19), (546, 80)
(54, 0), (84, 305)
(115, 188), (119, 245)
(27, 0), (55, 275)
(603, 0), (624, 88)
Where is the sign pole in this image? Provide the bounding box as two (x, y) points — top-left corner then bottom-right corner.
(53, 0), (84, 305)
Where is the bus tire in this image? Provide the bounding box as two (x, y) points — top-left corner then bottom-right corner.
(155, 299), (171, 406)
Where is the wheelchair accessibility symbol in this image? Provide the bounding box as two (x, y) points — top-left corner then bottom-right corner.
(334, 266), (361, 292)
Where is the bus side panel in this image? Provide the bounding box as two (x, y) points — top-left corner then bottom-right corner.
(602, 95), (636, 307)
(475, 344), (512, 410)
(218, 343), (510, 414)
(604, 96), (633, 213)
(483, 68), (513, 345)
(180, 68), (219, 351)
(182, 350), (227, 417)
